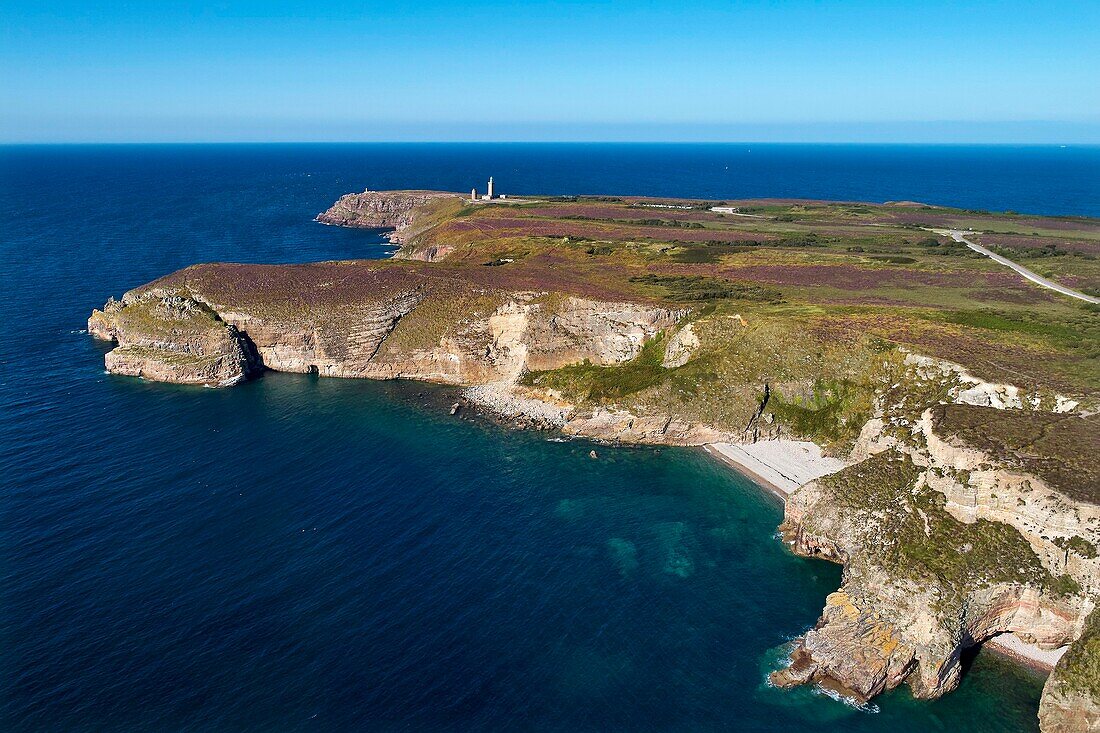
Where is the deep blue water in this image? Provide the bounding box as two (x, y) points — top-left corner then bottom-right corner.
(4, 144), (1096, 732)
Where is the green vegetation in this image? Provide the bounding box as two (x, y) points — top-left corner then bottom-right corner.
(522, 334), (670, 401)
(932, 309), (1100, 355)
(179, 192), (1100, 418)
(817, 452), (1077, 608)
(107, 293), (225, 340)
(668, 244), (753, 263)
(1053, 607), (1100, 704)
(383, 289), (506, 353)
(629, 274), (783, 302)
(933, 404), (1100, 503)
(769, 379), (873, 447)
(519, 305), (889, 450)
(1053, 536), (1099, 560)
(111, 344), (224, 368)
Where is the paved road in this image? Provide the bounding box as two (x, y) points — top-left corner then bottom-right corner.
(933, 228), (1100, 305)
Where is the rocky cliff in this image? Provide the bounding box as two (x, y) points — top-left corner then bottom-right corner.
(89, 294), (258, 386)
(91, 189), (1100, 727)
(1040, 606), (1100, 732)
(771, 397), (1099, 706)
(89, 262), (681, 392)
(315, 189), (460, 244)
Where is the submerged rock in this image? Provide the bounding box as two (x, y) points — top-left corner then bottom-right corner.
(88, 189), (1100, 727)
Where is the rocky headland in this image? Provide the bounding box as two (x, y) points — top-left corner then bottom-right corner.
(91, 190), (1100, 729)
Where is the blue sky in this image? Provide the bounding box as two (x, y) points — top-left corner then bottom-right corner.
(2, 0), (1098, 142)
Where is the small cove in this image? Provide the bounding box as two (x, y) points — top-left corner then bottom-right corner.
(4, 143), (1089, 731)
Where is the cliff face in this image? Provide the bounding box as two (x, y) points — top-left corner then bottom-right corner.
(314, 190), (460, 244)
(772, 403), (1099, 704)
(560, 407), (744, 445)
(91, 189), (1100, 726)
(88, 264), (681, 392)
(1040, 607), (1100, 733)
(89, 294), (258, 387)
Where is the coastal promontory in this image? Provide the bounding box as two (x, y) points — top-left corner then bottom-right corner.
(91, 189), (1100, 729)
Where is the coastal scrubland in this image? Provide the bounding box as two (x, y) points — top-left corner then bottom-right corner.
(92, 191), (1100, 730)
(392, 196), (1100, 392)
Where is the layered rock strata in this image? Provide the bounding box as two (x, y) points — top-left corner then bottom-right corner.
(771, 406), (1099, 707)
(89, 263), (681, 393)
(1040, 607), (1100, 732)
(89, 294), (258, 386)
(92, 191), (1100, 727)
(315, 189), (459, 242)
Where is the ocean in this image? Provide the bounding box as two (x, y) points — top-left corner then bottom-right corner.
(3, 143), (1097, 732)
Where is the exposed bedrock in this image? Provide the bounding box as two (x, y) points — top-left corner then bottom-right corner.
(314, 189), (459, 241)
(88, 294), (258, 387)
(561, 408), (745, 445)
(772, 417), (1099, 704)
(89, 259), (1099, 723)
(1040, 607), (1100, 733)
(88, 263), (681, 391)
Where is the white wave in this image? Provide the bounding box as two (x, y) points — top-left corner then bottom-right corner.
(811, 684), (880, 713)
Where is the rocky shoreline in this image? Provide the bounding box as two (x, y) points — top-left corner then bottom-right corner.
(461, 382), (1090, 680)
(87, 189), (1099, 731)
(460, 380), (1082, 675)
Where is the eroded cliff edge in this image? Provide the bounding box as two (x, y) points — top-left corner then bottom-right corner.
(1041, 606), (1100, 732)
(89, 262), (686, 413)
(315, 189), (462, 254)
(90, 190), (1100, 728)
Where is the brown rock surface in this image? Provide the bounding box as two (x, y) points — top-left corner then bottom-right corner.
(89, 263), (680, 389)
(315, 189), (460, 243)
(775, 436), (1095, 705)
(1040, 607), (1100, 732)
(89, 294), (257, 386)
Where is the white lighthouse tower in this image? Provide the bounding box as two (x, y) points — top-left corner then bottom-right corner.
(486, 176), (494, 200)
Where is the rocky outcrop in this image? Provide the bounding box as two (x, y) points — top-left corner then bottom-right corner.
(496, 297), (685, 376)
(89, 294), (258, 386)
(89, 189), (1099, 730)
(89, 267), (681, 391)
(315, 189), (459, 242)
(562, 408), (740, 445)
(921, 407), (1100, 592)
(90, 260), (1098, 730)
(905, 352), (1082, 413)
(662, 322), (700, 368)
(771, 587), (919, 700)
(772, 410), (1098, 704)
(217, 289), (428, 378)
(1040, 607), (1100, 732)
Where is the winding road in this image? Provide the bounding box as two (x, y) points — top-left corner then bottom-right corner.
(933, 228), (1100, 305)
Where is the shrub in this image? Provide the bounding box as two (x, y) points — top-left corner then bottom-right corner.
(630, 274), (783, 303)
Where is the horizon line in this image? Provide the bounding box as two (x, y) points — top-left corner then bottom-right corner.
(4, 140), (1099, 146)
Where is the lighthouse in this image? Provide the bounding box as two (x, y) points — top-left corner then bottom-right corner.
(486, 176), (494, 200)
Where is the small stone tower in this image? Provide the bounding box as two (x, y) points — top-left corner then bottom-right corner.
(471, 187), (477, 202)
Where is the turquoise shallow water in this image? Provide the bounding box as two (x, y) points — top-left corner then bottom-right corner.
(3, 144), (1084, 731)
(2, 370), (1047, 731)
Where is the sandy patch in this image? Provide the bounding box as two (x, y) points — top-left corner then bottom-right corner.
(985, 633), (1068, 672)
(705, 440), (848, 496)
